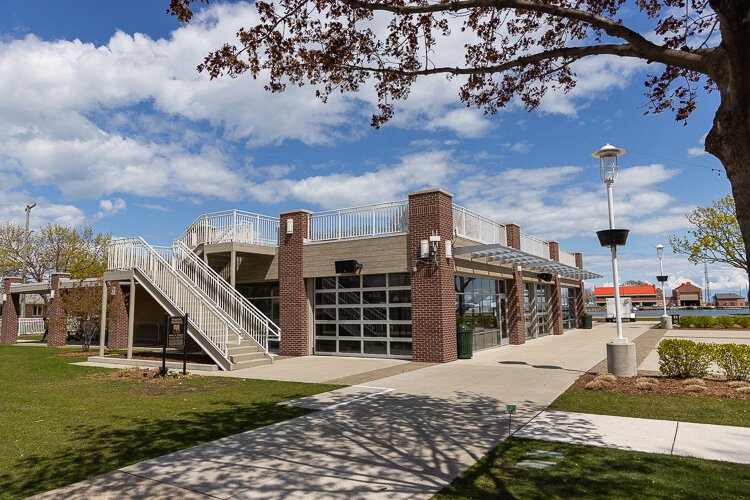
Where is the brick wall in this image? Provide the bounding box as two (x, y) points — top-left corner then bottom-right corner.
(47, 273), (70, 347)
(505, 223), (525, 344)
(108, 284), (128, 349)
(408, 189), (457, 363)
(574, 252), (586, 327)
(1, 277), (21, 344)
(278, 210), (311, 356)
(547, 242), (564, 335)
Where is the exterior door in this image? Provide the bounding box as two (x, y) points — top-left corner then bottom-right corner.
(499, 295), (509, 345)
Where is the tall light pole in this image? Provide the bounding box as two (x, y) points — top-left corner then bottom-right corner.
(594, 144), (637, 377)
(656, 244), (672, 329)
(21, 203), (36, 319)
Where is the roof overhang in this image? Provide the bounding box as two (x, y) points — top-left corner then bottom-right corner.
(455, 243), (602, 281)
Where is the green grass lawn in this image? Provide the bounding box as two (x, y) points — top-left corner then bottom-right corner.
(550, 388), (750, 427)
(436, 438), (750, 499)
(0, 345), (339, 499)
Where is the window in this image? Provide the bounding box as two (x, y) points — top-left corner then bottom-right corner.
(32, 305), (43, 317)
(456, 276), (507, 350)
(313, 273), (412, 358)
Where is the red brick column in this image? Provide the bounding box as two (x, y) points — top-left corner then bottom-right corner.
(279, 209), (311, 357)
(506, 223), (525, 344)
(47, 273), (70, 346)
(1, 277), (22, 344)
(107, 284), (128, 349)
(574, 252), (586, 327)
(408, 189), (456, 363)
(548, 242), (564, 335)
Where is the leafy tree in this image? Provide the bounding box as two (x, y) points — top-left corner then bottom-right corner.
(0, 223), (110, 284)
(168, 0), (750, 283)
(55, 280), (115, 352)
(623, 280), (651, 286)
(669, 195), (747, 299)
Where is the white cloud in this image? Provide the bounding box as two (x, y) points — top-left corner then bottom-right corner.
(252, 150), (456, 209)
(506, 141), (531, 154)
(687, 133), (709, 157)
(95, 198), (127, 219)
(454, 163), (694, 240)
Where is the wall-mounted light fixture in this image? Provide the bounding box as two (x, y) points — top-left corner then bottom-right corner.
(286, 218), (294, 235)
(445, 240), (453, 259)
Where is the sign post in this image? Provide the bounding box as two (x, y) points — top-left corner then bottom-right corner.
(505, 404), (517, 438)
(161, 314), (169, 376)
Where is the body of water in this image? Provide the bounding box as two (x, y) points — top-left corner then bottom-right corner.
(589, 308), (750, 318)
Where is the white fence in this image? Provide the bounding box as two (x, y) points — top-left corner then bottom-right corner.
(18, 318), (45, 335)
(452, 204), (507, 246)
(521, 233), (551, 259)
(179, 210), (279, 248)
(307, 201), (409, 242)
(559, 249), (577, 268)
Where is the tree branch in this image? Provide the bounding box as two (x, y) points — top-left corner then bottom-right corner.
(334, 43), (640, 76)
(340, 0), (709, 72)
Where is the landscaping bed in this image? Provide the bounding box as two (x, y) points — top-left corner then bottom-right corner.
(572, 372), (750, 400)
(435, 438), (750, 499)
(551, 373), (750, 427)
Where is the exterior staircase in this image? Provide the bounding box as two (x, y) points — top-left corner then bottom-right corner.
(108, 237), (279, 371)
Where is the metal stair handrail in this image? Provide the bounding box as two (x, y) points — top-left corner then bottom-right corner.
(171, 240), (280, 350)
(108, 237), (240, 359)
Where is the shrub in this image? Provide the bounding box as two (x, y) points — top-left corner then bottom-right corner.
(728, 380), (749, 388)
(635, 380), (657, 391)
(682, 378), (706, 386)
(714, 344), (750, 381)
(679, 315), (750, 329)
(684, 384), (707, 393)
(585, 380), (610, 391)
(658, 340), (714, 378)
(594, 373), (617, 383)
(737, 386), (750, 395)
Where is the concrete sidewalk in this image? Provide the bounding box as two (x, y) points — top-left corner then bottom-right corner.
(36, 322), (655, 499)
(516, 410), (750, 464)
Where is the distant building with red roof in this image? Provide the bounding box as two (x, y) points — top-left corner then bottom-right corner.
(594, 285), (659, 307)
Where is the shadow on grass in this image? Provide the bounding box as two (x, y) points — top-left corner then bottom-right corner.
(0, 400), (312, 499)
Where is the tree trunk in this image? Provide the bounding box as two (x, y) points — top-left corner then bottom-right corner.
(705, 0), (750, 304)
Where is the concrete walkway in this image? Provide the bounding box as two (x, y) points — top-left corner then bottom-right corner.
(36, 322), (655, 499)
(516, 410), (750, 465)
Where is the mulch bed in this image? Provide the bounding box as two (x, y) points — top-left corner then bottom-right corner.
(54, 351), (95, 358)
(573, 372), (750, 400)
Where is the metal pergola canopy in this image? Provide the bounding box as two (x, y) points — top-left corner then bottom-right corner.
(455, 243), (602, 280)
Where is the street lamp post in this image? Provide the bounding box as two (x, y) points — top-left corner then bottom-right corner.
(593, 144), (637, 377)
(656, 244), (672, 330)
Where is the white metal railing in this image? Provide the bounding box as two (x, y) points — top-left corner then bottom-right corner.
(18, 318), (45, 335)
(307, 200), (409, 242)
(179, 210), (279, 248)
(108, 237), (240, 361)
(559, 249), (577, 267)
(452, 204), (507, 245)
(171, 240), (280, 350)
(521, 233), (551, 259)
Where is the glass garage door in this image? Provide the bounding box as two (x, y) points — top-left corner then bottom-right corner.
(314, 273), (412, 358)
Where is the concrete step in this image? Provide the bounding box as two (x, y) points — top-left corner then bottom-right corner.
(227, 344), (263, 356)
(231, 357), (272, 370)
(230, 351), (268, 364)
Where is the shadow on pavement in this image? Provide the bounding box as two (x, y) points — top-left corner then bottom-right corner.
(24, 390), (616, 499)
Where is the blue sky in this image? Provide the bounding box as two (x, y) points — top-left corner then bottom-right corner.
(0, 1), (743, 296)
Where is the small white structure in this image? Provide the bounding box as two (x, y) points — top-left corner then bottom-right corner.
(606, 297), (636, 322)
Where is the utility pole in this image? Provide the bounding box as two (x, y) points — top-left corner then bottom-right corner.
(703, 262), (711, 305)
(20, 203), (36, 318)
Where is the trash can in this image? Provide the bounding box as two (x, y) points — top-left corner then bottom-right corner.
(457, 323), (473, 359)
(583, 313), (593, 329)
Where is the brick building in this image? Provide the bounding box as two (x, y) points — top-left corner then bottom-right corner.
(671, 282), (702, 307)
(593, 285), (659, 307)
(713, 293), (747, 307)
(23, 187), (597, 371)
